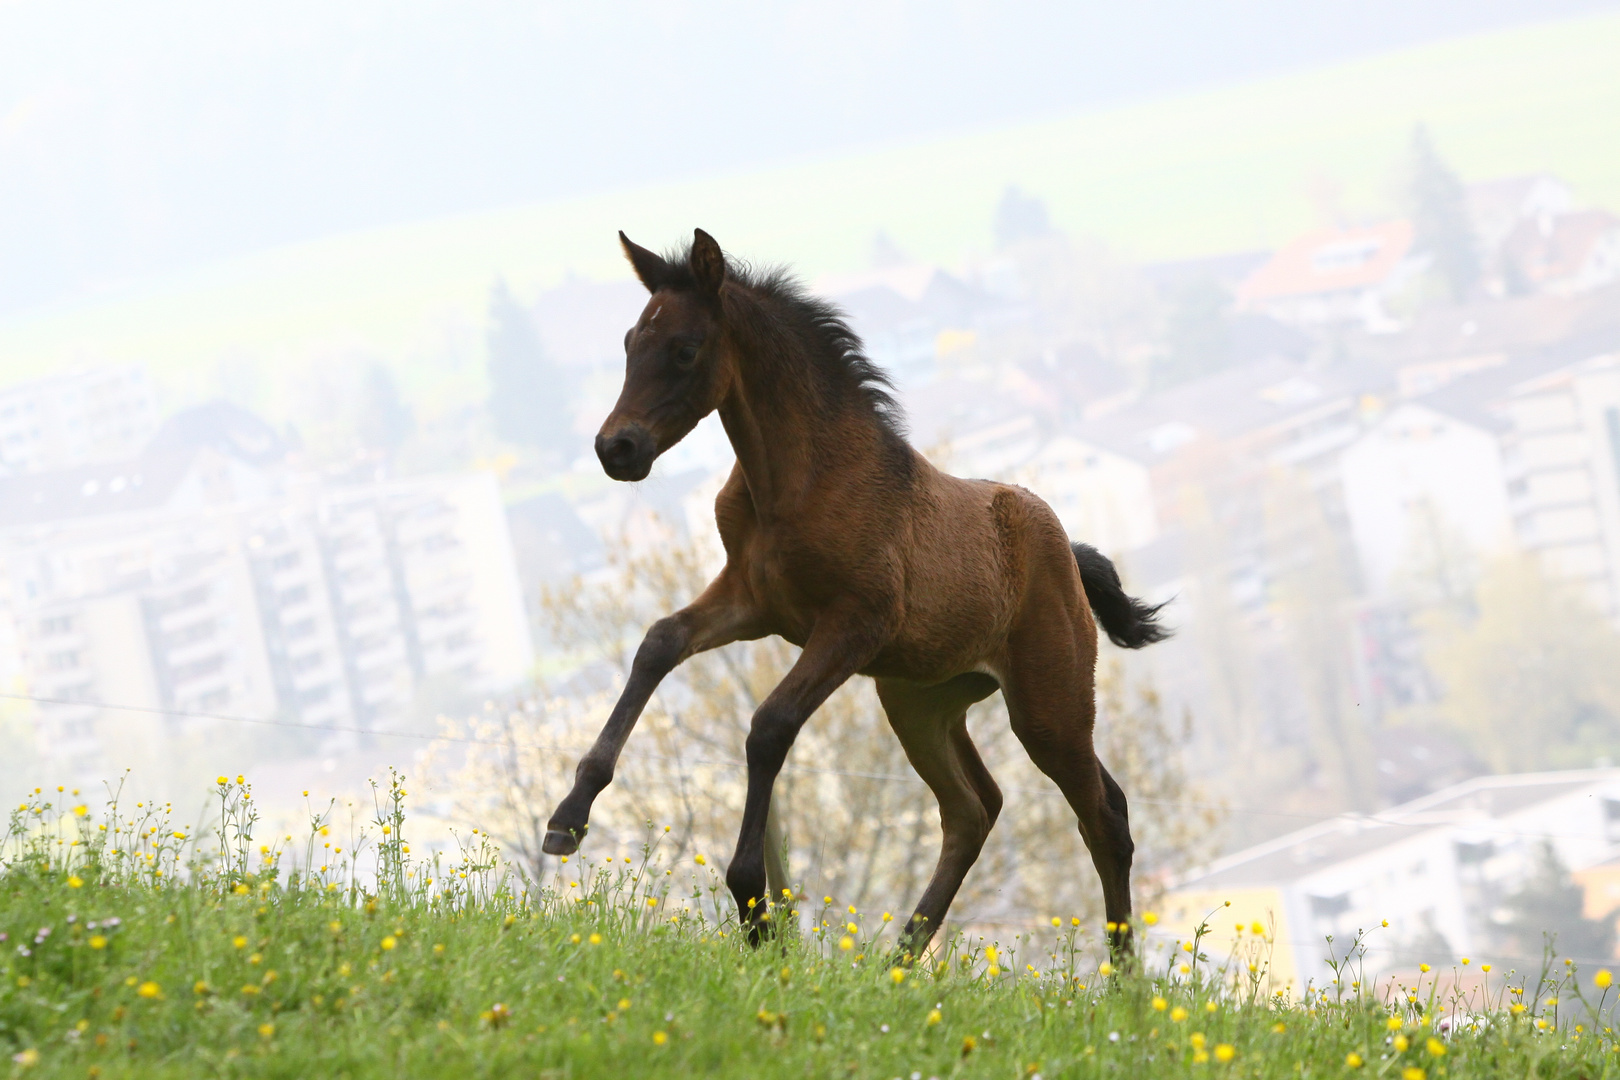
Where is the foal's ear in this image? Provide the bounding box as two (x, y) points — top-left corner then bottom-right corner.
(620, 231), (671, 293)
(690, 228), (726, 302)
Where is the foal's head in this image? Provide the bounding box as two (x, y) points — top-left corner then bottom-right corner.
(595, 229), (735, 482)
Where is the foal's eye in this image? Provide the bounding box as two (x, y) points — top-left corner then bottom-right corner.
(675, 344), (700, 369)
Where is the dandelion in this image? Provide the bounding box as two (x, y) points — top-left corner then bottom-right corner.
(1098, 961), (1114, 977)
(67, 876), (83, 889)
(927, 1009), (941, 1025)
(73, 805), (88, 817)
(1481, 964), (1491, 973)
(381, 936), (397, 951)
(1213, 1043), (1235, 1063)
(1401, 1070), (1426, 1080)
(258, 1023), (275, 1039)
(89, 935), (107, 950)
(137, 981), (161, 999)
(232, 936), (247, 949)
(1426, 1037), (1445, 1057)
(589, 933), (602, 945)
(1346, 1051), (1363, 1068)
(1387, 1015), (1404, 1031)
(890, 967), (906, 985)
(839, 936), (854, 952)
(1142, 911), (1159, 926)
(1204, 1001), (1218, 1014)
(1419, 963), (1430, 973)
(1393, 1035), (1409, 1053)
(1170, 1006), (1188, 1022)
(1071, 917), (1080, 927)
(1152, 996), (1167, 1011)
(653, 1031), (668, 1046)
(1051, 917), (1061, 928)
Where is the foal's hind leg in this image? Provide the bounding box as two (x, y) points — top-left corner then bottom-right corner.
(877, 673), (1001, 959)
(1000, 621), (1135, 955)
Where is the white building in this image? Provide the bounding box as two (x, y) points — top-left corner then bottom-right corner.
(1158, 770), (1620, 991)
(0, 367), (159, 475)
(0, 404), (533, 781)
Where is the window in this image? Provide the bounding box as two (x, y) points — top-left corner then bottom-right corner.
(39, 615), (75, 636)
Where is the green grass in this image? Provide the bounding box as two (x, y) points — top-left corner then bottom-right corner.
(2, 778), (1616, 1078)
(3, 12), (1620, 422)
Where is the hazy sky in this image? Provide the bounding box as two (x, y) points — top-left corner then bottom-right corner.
(1, 0), (1614, 316)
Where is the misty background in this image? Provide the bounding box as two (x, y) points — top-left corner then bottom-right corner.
(6, 1), (1620, 962)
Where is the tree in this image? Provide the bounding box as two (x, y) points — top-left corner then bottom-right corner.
(485, 280), (572, 453)
(1153, 276), (1232, 389)
(354, 363), (413, 456)
(424, 523), (1220, 935)
(1406, 125), (1479, 302)
(1421, 556), (1620, 773)
(1496, 842), (1615, 966)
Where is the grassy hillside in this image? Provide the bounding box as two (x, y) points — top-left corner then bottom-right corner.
(2, 12), (1619, 417)
(1, 780), (1613, 1078)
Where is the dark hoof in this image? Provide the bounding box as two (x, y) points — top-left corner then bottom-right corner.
(542, 829), (582, 856)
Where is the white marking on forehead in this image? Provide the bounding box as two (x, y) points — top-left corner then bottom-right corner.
(647, 304), (663, 324)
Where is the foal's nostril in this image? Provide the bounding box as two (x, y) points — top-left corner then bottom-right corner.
(603, 436), (635, 465)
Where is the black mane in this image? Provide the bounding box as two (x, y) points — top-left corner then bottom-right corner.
(662, 242), (909, 454)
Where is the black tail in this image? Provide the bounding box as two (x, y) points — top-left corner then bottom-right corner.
(1072, 543), (1170, 649)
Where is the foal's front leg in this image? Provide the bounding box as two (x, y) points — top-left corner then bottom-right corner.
(727, 616), (882, 942)
(543, 572), (758, 856)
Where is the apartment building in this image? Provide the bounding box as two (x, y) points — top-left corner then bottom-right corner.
(0, 367), (159, 475)
(0, 403), (533, 782)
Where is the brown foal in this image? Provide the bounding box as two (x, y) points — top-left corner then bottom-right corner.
(542, 229), (1168, 956)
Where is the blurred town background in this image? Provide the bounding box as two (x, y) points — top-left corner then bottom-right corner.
(5, 2), (1620, 974)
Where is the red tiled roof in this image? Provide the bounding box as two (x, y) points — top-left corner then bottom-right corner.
(1235, 220), (1415, 305)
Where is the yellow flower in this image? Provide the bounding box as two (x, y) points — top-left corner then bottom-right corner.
(985, 947), (998, 964)
(232, 935), (247, 949)
(1481, 964), (1491, 973)
(12, 1048), (38, 1067)
(67, 876), (83, 889)
(1401, 1069), (1426, 1080)
(1386, 1015), (1404, 1031)
(1271, 1022), (1286, 1033)
(233, 884), (250, 896)
(1346, 1051), (1363, 1068)
(72, 805), (88, 817)
(1204, 1001), (1218, 1013)
(1142, 911), (1159, 926)
(137, 981), (161, 999)
(588, 933), (602, 945)
(653, 1031), (668, 1046)
(1170, 1006), (1188, 1022)
(89, 935), (107, 950)
(1426, 1037), (1446, 1057)
(1419, 963), (1430, 973)
(1213, 1043), (1235, 1063)
(236, 774), (245, 784)
(1051, 917), (1061, 927)
(694, 854), (706, 865)
(1151, 996), (1167, 1011)
(1071, 917), (1080, 927)
(381, 936), (397, 951)
(217, 776), (228, 785)
(890, 967), (905, 985)
(1393, 1035), (1409, 1053)
(926, 1009), (941, 1026)
(1098, 961), (1114, 977)
(258, 1023), (275, 1039)
(1250, 921), (1264, 935)
(839, 936), (854, 952)
(1597, 969), (1614, 989)
(618, 998), (630, 1010)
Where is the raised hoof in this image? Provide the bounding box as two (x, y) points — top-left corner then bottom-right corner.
(542, 829), (582, 856)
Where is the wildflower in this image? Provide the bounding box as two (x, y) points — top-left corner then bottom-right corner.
(258, 1023), (275, 1039)
(1143, 911), (1159, 926)
(73, 805), (88, 817)
(588, 933), (602, 945)
(137, 981), (161, 999)
(194, 981), (209, 995)
(217, 776), (228, 785)
(839, 936), (854, 952)
(1204, 1001), (1218, 1013)
(890, 967), (906, 985)
(1152, 996), (1167, 1011)
(961, 1035), (977, 1056)
(1250, 921), (1264, 935)
(1419, 963), (1430, 973)
(1597, 970), (1614, 989)
(1461, 958), (1469, 965)
(241, 985), (260, 995)
(1426, 1037), (1445, 1057)
(232, 936), (247, 949)
(1213, 1043), (1235, 1062)
(1051, 917), (1061, 928)
(646, 898), (657, 908)
(380, 936), (397, 951)
(694, 854), (706, 865)
(1071, 917), (1080, 927)
(67, 876), (83, 889)
(1346, 1051), (1363, 1068)
(1170, 1006), (1188, 1022)
(12, 1049), (39, 1067)
(89, 935), (107, 950)
(1098, 961), (1114, 977)
(882, 912), (892, 923)
(927, 1009), (941, 1025)
(1481, 964), (1491, 973)
(1387, 1015), (1404, 1031)
(653, 1031), (668, 1046)
(482, 1003), (511, 1028)
(1271, 1022), (1285, 1033)
(1401, 1070), (1426, 1080)
(1393, 1035), (1409, 1052)
(234, 884), (250, 896)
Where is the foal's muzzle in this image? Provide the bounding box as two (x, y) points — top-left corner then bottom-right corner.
(595, 424), (656, 482)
